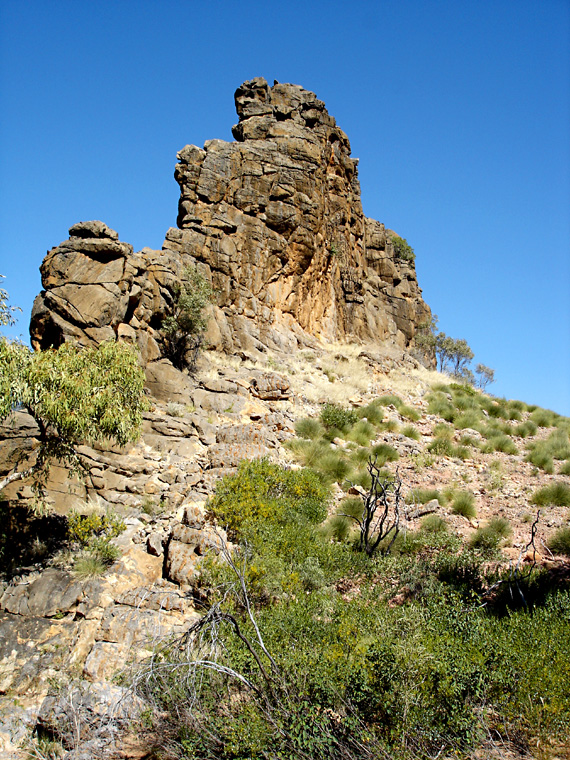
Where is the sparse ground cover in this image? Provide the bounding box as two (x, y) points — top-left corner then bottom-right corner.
(133, 350), (570, 759)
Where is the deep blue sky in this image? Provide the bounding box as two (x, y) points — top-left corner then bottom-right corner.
(1, 0), (569, 414)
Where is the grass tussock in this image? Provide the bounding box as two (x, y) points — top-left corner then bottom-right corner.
(548, 527), (570, 556)
(451, 491), (477, 519)
(531, 482), (570, 507)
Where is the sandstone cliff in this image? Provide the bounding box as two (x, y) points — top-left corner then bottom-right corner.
(30, 78), (431, 363)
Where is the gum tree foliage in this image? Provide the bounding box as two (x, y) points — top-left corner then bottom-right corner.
(0, 311), (147, 495)
(475, 363), (495, 391)
(0, 275), (20, 328)
(414, 312), (492, 386)
(435, 333), (474, 377)
(161, 266), (212, 370)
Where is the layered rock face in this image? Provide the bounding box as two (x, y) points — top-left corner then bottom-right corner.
(30, 77), (431, 360)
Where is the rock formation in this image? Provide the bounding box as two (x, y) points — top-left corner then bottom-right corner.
(0, 79), (435, 757)
(30, 77), (431, 364)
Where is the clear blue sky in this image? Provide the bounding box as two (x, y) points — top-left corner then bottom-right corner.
(1, 0), (569, 414)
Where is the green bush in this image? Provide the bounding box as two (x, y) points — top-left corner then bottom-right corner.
(524, 430), (569, 473)
(73, 553), (107, 578)
(346, 420), (376, 446)
(453, 410), (483, 430)
(318, 451), (353, 483)
(286, 438), (329, 468)
(320, 403), (358, 432)
(209, 459), (330, 534)
(559, 460), (570, 475)
(377, 393), (403, 408)
(427, 392), (456, 422)
(420, 514), (448, 533)
(451, 491), (476, 519)
(67, 510), (125, 546)
(379, 419), (399, 433)
(399, 403), (421, 421)
(391, 234), (415, 264)
(356, 401), (384, 426)
(531, 482), (570, 507)
(161, 266), (212, 370)
(482, 434), (518, 455)
(525, 447), (554, 474)
(530, 408), (558, 427)
(428, 437), (455, 457)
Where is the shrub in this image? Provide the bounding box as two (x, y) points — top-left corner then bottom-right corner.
(530, 482), (570, 507)
(161, 266), (212, 370)
(548, 429), (570, 460)
(67, 510), (125, 546)
(428, 437), (454, 457)
(391, 234), (415, 264)
(377, 394), (403, 408)
(482, 434), (518, 455)
(349, 446), (373, 465)
(453, 445), (471, 461)
(427, 393), (456, 422)
(559, 460), (570, 476)
(454, 411), (483, 430)
(524, 431), (569, 473)
(451, 491), (476, 518)
(317, 451), (353, 483)
(166, 401), (186, 417)
(88, 537), (121, 564)
(326, 514), (352, 542)
(320, 403), (358, 432)
(548, 527), (570, 556)
(525, 447), (554, 474)
(458, 433), (479, 449)
(453, 394), (479, 411)
(209, 459), (330, 534)
(530, 408), (558, 427)
(73, 553), (107, 578)
(287, 438), (329, 468)
(399, 404), (421, 422)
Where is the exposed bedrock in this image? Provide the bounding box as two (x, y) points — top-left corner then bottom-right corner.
(30, 78), (432, 363)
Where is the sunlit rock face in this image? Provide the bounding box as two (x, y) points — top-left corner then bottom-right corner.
(30, 77), (431, 359)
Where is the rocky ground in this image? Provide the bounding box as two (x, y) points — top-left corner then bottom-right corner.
(1, 343), (569, 759)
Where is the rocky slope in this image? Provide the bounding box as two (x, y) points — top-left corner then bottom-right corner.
(1, 341), (569, 758)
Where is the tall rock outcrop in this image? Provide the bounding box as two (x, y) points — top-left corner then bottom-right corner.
(30, 77), (431, 361)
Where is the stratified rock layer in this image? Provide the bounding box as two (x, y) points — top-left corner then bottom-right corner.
(170, 77), (431, 353)
(30, 77), (431, 362)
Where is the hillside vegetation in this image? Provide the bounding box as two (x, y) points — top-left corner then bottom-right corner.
(129, 355), (570, 760)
